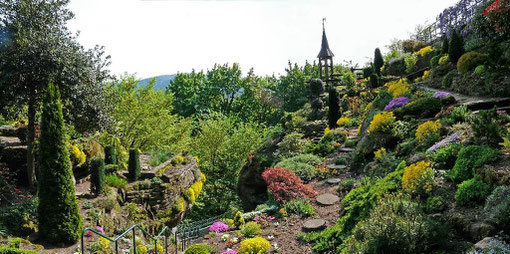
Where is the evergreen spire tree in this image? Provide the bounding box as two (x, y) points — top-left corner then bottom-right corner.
(441, 36), (449, 54)
(328, 86), (340, 129)
(374, 48), (384, 75)
(448, 30), (464, 64)
(38, 83), (82, 244)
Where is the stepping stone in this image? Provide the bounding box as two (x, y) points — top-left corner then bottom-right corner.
(327, 164), (347, 170)
(327, 178), (342, 184)
(316, 193), (340, 206)
(303, 219), (326, 232)
(338, 147), (355, 152)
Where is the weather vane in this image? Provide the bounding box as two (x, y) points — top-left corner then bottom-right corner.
(322, 17), (326, 29)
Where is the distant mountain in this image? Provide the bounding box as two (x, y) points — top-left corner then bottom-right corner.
(138, 74), (176, 90)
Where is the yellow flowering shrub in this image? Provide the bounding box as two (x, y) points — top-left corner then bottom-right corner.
(176, 155), (185, 163)
(172, 197), (186, 213)
(368, 112), (396, 134)
(238, 237), (271, 254)
(200, 172), (207, 183)
(414, 46), (434, 57)
(324, 127), (332, 135)
(422, 70), (430, 80)
(416, 120), (442, 146)
(69, 143), (86, 166)
(439, 55), (449, 66)
(337, 117), (350, 127)
(183, 188), (196, 203)
(364, 102), (373, 113)
(385, 78), (412, 98)
(97, 237), (111, 253)
(374, 148), (387, 160)
(191, 181), (203, 197)
(356, 125), (362, 136)
(402, 161), (434, 194)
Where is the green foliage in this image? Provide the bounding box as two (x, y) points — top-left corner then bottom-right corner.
(233, 211), (245, 229)
(275, 132), (309, 159)
(238, 237), (271, 254)
(275, 154), (321, 181)
(283, 198), (316, 217)
(37, 83), (82, 244)
(0, 247), (38, 254)
(369, 73), (379, 89)
(328, 87), (340, 129)
(484, 185), (510, 229)
(308, 129), (346, 157)
(394, 97), (441, 118)
(448, 30), (464, 64)
(241, 221), (262, 237)
(425, 195), (445, 213)
(104, 75), (192, 154)
(429, 143), (463, 169)
(450, 145), (500, 183)
(464, 38), (486, 52)
(442, 70), (458, 89)
(340, 193), (435, 253)
(128, 149), (141, 181)
(457, 51), (488, 74)
(374, 48), (384, 75)
(338, 178), (357, 193)
(90, 158), (105, 196)
(104, 145), (117, 165)
(470, 108), (508, 147)
(0, 199), (38, 236)
(105, 174), (127, 189)
(186, 115), (269, 219)
(473, 65), (486, 75)
(335, 156), (348, 165)
(184, 244), (210, 254)
(455, 175), (491, 207)
(444, 105), (471, 124)
(430, 55), (440, 68)
(441, 36), (449, 54)
(404, 54), (418, 73)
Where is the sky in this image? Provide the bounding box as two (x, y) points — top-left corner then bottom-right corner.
(67, 0), (459, 79)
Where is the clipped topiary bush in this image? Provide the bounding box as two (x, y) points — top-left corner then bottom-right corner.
(128, 148), (141, 181)
(455, 175), (491, 207)
(425, 195), (445, 214)
(448, 30), (464, 64)
(374, 48), (384, 75)
(233, 211), (245, 229)
(457, 51), (488, 74)
(241, 221), (262, 238)
(37, 83), (82, 244)
(104, 145), (117, 165)
(438, 55), (450, 66)
(473, 65), (486, 75)
(238, 237), (271, 254)
(484, 185), (510, 229)
(442, 70), (458, 89)
(90, 158), (105, 196)
(450, 145), (500, 183)
(393, 97), (441, 118)
(430, 55), (441, 68)
(184, 244), (209, 254)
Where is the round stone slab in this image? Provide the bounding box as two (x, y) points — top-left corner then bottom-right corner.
(327, 164), (347, 170)
(316, 193), (340, 206)
(303, 219), (326, 232)
(327, 178), (342, 184)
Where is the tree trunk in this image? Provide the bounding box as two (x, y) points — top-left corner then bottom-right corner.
(27, 95), (37, 188)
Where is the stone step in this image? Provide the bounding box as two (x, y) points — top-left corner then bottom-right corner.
(316, 193), (340, 206)
(303, 219), (326, 232)
(338, 147), (355, 153)
(327, 164), (347, 171)
(326, 178), (342, 184)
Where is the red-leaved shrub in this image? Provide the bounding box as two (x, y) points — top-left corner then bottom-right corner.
(261, 167), (317, 204)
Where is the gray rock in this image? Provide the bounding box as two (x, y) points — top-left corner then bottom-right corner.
(326, 178), (342, 184)
(474, 237), (495, 250)
(303, 219), (326, 232)
(470, 222), (495, 241)
(316, 193), (340, 206)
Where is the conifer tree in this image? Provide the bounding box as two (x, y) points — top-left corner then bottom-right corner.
(328, 86), (340, 129)
(441, 36), (449, 54)
(374, 48), (384, 75)
(37, 83), (82, 244)
(90, 158), (105, 196)
(128, 149), (141, 181)
(448, 31), (464, 64)
(104, 145), (117, 165)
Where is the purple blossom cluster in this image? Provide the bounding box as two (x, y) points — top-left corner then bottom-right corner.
(221, 251), (237, 254)
(427, 133), (461, 153)
(384, 97), (410, 110)
(254, 213), (275, 228)
(433, 91), (452, 98)
(209, 221), (229, 233)
(437, 0), (491, 38)
(497, 109), (507, 115)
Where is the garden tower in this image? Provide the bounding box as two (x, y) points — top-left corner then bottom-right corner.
(318, 18), (335, 83)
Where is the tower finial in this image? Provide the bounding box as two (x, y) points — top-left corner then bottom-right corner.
(322, 17), (326, 30)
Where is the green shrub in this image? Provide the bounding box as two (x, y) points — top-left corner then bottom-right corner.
(308, 129), (346, 156)
(455, 175), (491, 207)
(484, 185), (510, 229)
(238, 237), (271, 254)
(276, 158), (317, 181)
(369, 73), (379, 89)
(444, 105), (470, 124)
(430, 55), (440, 68)
(457, 51), (488, 74)
(104, 145), (117, 165)
(328, 86), (340, 129)
(338, 178), (356, 193)
(0, 247), (38, 254)
(473, 65), (486, 75)
(438, 55), (449, 66)
(340, 193), (434, 253)
(241, 221), (262, 238)
(450, 145), (500, 183)
(442, 70), (458, 89)
(394, 97), (441, 118)
(233, 211), (245, 229)
(184, 244), (209, 254)
(37, 83), (82, 244)
(335, 156), (348, 165)
(374, 48), (384, 75)
(105, 174), (127, 189)
(283, 198), (316, 217)
(470, 108), (508, 147)
(276, 132), (309, 159)
(448, 30), (464, 64)
(90, 158), (105, 196)
(404, 54), (418, 73)
(464, 38), (485, 52)
(104, 164), (118, 174)
(429, 143), (462, 169)
(441, 36), (449, 54)
(0, 199), (38, 236)
(128, 149), (141, 181)
(425, 195), (445, 213)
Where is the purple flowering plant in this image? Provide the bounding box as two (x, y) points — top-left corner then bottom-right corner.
(384, 97), (410, 110)
(253, 213), (275, 228)
(209, 221), (229, 233)
(427, 133), (461, 153)
(433, 91), (452, 98)
(221, 251), (237, 254)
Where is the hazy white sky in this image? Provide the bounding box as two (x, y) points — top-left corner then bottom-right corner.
(67, 0), (458, 79)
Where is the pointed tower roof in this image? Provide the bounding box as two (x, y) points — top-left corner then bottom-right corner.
(317, 20), (334, 58)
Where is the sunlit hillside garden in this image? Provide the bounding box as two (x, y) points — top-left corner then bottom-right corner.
(1, 0), (510, 253)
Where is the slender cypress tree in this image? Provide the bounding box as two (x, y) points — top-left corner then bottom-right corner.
(38, 83), (82, 244)
(374, 48), (384, 75)
(448, 31), (464, 64)
(328, 86), (340, 129)
(90, 158), (105, 196)
(128, 149), (141, 181)
(104, 145), (117, 165)
(441, 36), (449, 54)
